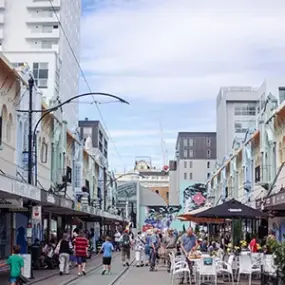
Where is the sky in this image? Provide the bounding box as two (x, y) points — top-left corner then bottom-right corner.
(79, 0), (285, 172)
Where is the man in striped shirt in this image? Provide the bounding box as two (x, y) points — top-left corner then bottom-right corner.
(74, 231), (89, 276)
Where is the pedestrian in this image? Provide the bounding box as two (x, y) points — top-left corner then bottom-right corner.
(6, 245), (24, 285)
(164, 229), (178, 272)
(99, 236), (114, 275)
(149, 229), (159, 271)
(57, 233), (73, 275)
(179, 227), (198, 284)
(134, 231), (145, 267)
(114, 230), (121, 252)
(121, 229), (131, 266)
(74, 231), (89, 276)
(144, 229), (152, 266)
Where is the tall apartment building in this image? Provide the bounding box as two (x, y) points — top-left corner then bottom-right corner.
(216, 80), (285, 164)
(216, 87), (260, 163)
(0, 0), (81, 130)
(169, 132), (216, 205)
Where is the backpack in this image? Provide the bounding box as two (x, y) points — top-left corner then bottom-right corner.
(122, 234), (130, 248)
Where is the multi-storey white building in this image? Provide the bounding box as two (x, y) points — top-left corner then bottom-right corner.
(0, 0), (81, 130)
(216, 80), (285, 165)
(216, 86), (259, 164)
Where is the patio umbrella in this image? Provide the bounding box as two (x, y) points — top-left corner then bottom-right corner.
(195, 198), (267, 249)
(195, 198), (267, 219)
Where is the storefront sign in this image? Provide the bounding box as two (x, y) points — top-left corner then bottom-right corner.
(60, 197), (73, 209)
(0, 198), (23, 208)
(21, 254), (31, 278)
(12, 181), (41, 201)
(0, 174), (41, 201)
(32, 206), (42, 221)
(41, 190), (60, 205)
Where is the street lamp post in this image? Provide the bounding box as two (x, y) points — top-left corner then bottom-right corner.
(17, 92), (129, 186)
(28, 77), (34, 185)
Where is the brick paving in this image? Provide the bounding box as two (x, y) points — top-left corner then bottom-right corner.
(64, 252), (135, 285)
(0, 253), (112, 285)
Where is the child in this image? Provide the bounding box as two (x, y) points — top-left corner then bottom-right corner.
(7, 245), (24, 285)
(99, 236), (114, 275)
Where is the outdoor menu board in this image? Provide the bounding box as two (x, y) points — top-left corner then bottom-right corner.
(21, 254), (31, 278)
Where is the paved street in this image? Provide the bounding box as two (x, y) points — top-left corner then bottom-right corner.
(0, 253), (113, 285)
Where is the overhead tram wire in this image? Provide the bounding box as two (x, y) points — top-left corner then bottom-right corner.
(48, 0), (125, 166)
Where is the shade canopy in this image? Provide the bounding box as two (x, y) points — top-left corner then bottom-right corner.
(177, 215), (225, 224)
(195, 198), (267, 219)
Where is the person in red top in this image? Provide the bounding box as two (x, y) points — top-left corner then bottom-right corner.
(74, 231), (89, 276)
(249, 235), (257, 253)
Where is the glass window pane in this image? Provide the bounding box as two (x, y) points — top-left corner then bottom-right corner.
(39, 69), (48, 79)
(33, 63), (39, 69)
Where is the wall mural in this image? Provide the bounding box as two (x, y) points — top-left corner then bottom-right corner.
(183, 182), (207, 212)
(143, 206), (181, 231)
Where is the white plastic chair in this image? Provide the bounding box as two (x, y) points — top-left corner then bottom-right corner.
(216, 254), (235, 285)
(263, 254), (277, 276)
(237, 254), (261, 285)
(171, 260), (191, 285)
(169, 253), (186, 279)
(196, 257), (217, 285)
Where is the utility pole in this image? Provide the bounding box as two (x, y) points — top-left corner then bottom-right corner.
(28, 77), (34, 185)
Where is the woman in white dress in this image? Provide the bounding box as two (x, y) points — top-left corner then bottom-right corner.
(134, 231), (145, 267)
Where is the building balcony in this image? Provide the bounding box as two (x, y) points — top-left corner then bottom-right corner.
(26, 15), (59, 24)
(0, 0), (5, 9)
(0, 14), (4, 23)
(26, 30), (60, 40)
(27, 0), (61, 9)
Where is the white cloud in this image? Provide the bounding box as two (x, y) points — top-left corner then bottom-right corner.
(81, 0), (285, 103)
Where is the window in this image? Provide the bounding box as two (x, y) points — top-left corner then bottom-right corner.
(207, 161), (210, 168)
(207, 139), (211, 146)
(189, 161), (193, 168)
(183, 149), (188, 158)
(189, 138), (193, 147)
(207, 150), (211, 158)
(183, 138), (188, 146)
(234, 104), (256, 116)
(184, 161), (187, 168)
(207, 173), (211, 179)
(33, 62), (49, 88)
(42, 25), (53, 33)
(40, 138), (48, 163)
(184, 173), (187, 180)
(83, 127), (92, 138)
(74, 162), (82, 188)
(279, 87), (285, 104)
(189, 173), (193, 180)
(234, 120), (255, 133)
(41, 41), (53, 49)
(6, 114), (12, 142)
(189, 149), (193, 158)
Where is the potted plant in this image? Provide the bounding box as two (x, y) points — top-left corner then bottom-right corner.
(273, 241), (285, 284)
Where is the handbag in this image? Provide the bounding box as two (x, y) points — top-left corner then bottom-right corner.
(19, 274), (29, 284)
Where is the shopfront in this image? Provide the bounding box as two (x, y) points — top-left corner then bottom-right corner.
(256, 190), (285, 242)
(0, 174), (41, 272)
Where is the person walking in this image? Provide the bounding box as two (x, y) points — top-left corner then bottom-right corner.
(6, 245), (24, 285)
(99, 236), (114, 275)
(121, 229), (131, 266)
(57, 233), (73, 275)
(149, 229), (159, 271)
(74, 231), (89, 276)
(179, 227), (198, 284)
(134, 231), (145, 267)
(114, 230), (121, 252)
(164, 229), (178, 272)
